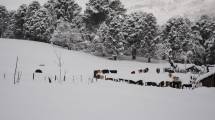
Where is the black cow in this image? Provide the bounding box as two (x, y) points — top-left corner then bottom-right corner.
(128, 80), (136, 84)
(156, 68), (160, 74)
(124, 80), (129, 83)
(35, 69), (42, 73)
(102, 69), (109, 74)
(182, 84), (192, 89)
(164, 68), (175, 73)
(110, 70), (117, 74)
(145, 82), (157, 86)
(171, 81), (182, 89)
(119, 78), (124, 82)
(94, 70), (100, 78)
(159, 81), (165, 87)
(165, 81), (171, 87)
(144, 68), (149, 73)
(136, 80), (144, 86)
(105, 77), (113, 81)
(131, 71), (135, 74)
(139, 69), (143, 73)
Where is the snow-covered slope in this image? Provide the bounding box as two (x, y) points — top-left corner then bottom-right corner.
(0, 38), (215, 120)
(0, 38), (192, 84)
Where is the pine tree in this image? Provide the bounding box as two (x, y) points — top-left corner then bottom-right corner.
(3, 10), (16, 38)
(161, 17), (192, 62)
(84, 0), (126, 32)
(44, 0), (81, 23)
(24, 1), (41, 40)
(51, 20), (84, 50)
(193, 15), (215, 64)
(24, 8), (52, 42)
(98, 15), (126, 58)
(0, 5), (8, 37)
(14, 4), (27, 39)
(125, 12), (158, 61)
(54, 0), (81, 22)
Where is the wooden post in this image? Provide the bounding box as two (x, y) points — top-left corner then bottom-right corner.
(64, 75), (66, 82)
(13, 56), (18, 85)
(33, 73), (35, 80)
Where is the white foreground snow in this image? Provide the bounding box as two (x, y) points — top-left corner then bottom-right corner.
(0, 38), (215, 120)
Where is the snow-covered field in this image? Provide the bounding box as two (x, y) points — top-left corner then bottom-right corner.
(0, 38), (215, 120)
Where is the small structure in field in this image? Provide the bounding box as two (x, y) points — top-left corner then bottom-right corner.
(186, 65), (202, 74)
(197, 70), (215, 87)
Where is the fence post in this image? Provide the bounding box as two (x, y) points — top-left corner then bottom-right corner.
(13, 56), (18, 85)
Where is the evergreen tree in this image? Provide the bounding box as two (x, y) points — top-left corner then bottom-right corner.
(124, 12), (158, 61)
(24, 8), (52, 42)
(0, 5), (8, 37)
(14, 4), (27, 39)
(54, 0), (81, 22)
(3, 10), (16, 38)
(98, 15), (126, 58)
(51, 20), (84, 50)
(44, 0), (81, 23)
(24, 1), (41, 39)
(161, 17), (193, 62)
(84, 0), (126, 32)
(193, 15), (215, 64)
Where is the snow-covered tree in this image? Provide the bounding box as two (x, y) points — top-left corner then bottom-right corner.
(0, 5), (8, 37)
(3, 10), (16, 38)
(193, 15), (215, 64)
(14, 4), (27, 39)
(44, 0), (81, 23)
(24, 1), (41, 39)
(43, 0), (82, 42)
(24, 8), (52, 42)
(98, 15), (126, 58)
(25, 1), (41, 18)
(54, 0), (81, 22)
(51, 20), (84, 50)
(161, 17), (193, 61)
(84, 0), (126, 32)
(124, 12), (158, 61)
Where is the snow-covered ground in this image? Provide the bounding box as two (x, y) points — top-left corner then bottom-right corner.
(0, 38), (215, 120)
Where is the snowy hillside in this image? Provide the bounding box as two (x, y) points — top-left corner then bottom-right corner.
(0, 38), (215, 120)
(0, 38), (194, 84)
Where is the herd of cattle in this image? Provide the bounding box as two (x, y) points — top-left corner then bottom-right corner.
(94, 69), (194, 89)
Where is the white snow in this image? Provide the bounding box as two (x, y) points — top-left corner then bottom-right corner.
(0, 38), (215, 120)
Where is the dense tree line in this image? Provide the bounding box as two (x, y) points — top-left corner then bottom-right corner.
(0, 0), (215, 65)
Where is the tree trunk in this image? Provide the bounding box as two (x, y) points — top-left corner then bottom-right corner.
(132, 55), (136, 60)
(148, 57), (151, 63)
(113, 55), (117, 60)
